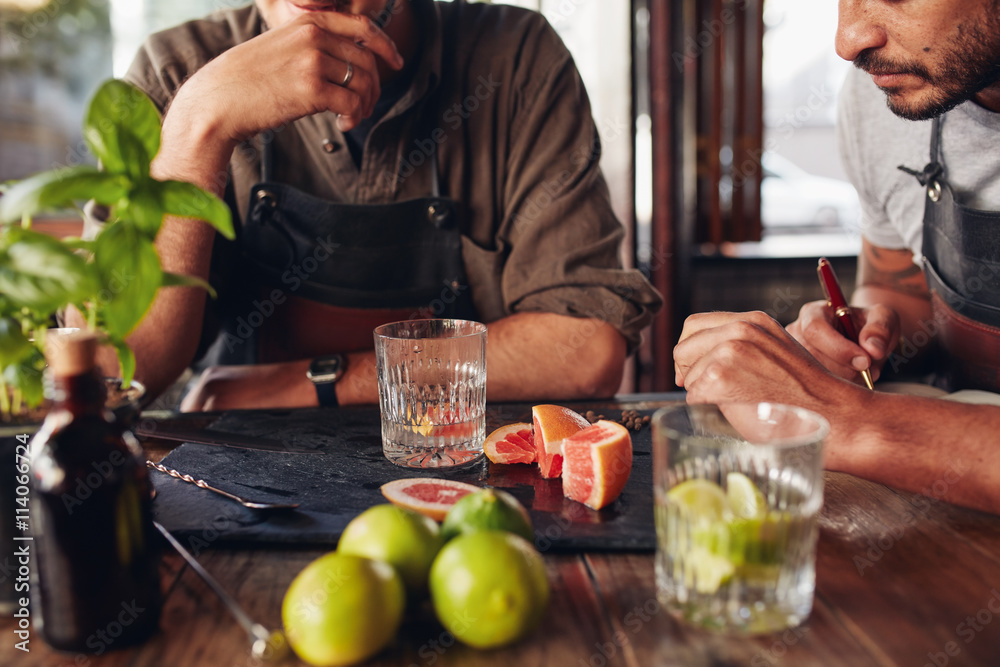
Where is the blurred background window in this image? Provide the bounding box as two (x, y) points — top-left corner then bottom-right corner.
(759, 0), (858, 250)
(1, 0), (111, 182)
(0, 0), (222, 183)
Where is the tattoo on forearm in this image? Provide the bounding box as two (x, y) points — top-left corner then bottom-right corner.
(859, 243), (930, 298)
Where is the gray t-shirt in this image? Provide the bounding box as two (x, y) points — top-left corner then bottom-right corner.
(838, 67), (1000, 262)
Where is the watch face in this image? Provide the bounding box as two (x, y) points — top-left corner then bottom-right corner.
(308, 355), (344, 384)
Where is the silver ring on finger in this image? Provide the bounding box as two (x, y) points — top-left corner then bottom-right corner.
(340, 62), (354, 88)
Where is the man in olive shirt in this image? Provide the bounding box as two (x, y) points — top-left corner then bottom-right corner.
(83, 0), (661, 410)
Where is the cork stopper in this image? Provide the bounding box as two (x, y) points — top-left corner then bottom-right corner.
(46, 331), (98, 378)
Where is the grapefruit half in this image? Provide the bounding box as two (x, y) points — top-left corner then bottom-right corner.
(381, 478), (481, 521)
(484, 423), (536, 465)
(561, 420), (633, 510)
(531, 405), (591, 478)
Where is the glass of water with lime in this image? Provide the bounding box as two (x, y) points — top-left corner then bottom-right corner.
(652, 403), (828, 635)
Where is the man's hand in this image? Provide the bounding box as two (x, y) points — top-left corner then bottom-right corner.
(674, 311), (866, 414)
(180, 360), (315, 412)
(786, 299), (900, 384)
(161, 11), (405, 170)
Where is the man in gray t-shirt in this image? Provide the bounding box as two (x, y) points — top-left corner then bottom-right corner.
(672, 1), (1000, 515)
(838, 67), (1000, 261)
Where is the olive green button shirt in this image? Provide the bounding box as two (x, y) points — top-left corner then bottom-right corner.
(120, 0), (662, 352)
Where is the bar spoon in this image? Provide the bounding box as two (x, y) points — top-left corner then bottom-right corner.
(147, 460), (300, 510)
(153, 521), (289, 662)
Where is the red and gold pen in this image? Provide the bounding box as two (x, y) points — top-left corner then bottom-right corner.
(817, 257), (875, 390)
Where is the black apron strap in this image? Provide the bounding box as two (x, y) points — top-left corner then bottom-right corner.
(929, 114), (942, 166)
(261, 135), (273, 184)
(898, 116), (944, 192)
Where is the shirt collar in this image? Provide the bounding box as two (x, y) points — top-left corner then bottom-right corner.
(391, 0), (443, 117)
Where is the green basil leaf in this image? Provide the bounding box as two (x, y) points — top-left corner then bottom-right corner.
(123, 181), (166, 239)
(108, 337), (136, 387)
(0, 166), (129, 223)
(0, 317), (31, 366)
(93, 221), (162, 338)
(162, 271), (218, 299)
(59, 237), (97, 252)
(0, 229), (96, 312)
(84, 79), (161, 178)
(157, 180), (235, 240)
(3, 350), (45, 409)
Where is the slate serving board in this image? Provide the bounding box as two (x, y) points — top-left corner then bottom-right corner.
(151, 404), (662, 553)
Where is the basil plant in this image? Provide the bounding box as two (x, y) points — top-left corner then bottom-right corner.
(0, 79), (234, 418)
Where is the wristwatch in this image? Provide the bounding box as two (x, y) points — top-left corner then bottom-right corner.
(307, 354), (346, 407)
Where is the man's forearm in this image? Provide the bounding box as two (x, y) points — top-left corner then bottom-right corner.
(484, 313), (626, 402)
(336, 313), (628, 405)
(853, 239), (934, 364)
(122, 88), (237, 400)
(828, 392), (1000, 514)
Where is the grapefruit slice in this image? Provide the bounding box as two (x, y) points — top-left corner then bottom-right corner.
(484, 423), (536, 465)
(531, 405), (591, 479)
(561, 420), (633, 510)
(381, 478), (481, 521)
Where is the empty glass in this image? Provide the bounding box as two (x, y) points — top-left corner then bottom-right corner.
(374, 320), (487, 468)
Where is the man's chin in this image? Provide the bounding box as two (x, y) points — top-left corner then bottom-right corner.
(881, 88), (964, 122)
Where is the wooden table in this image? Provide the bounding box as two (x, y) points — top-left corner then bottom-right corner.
(5, 396), (1000, 666)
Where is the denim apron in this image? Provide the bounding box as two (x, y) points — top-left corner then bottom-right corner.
(205, 135), (476, 366)
(908, 116), (1000, 390)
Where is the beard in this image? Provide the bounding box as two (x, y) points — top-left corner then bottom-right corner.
(853, 13), (1000, 121)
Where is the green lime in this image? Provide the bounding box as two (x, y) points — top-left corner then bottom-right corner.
(681, 546), (735, 594)
(666, 479), (737, 594)
(282, 552), (404, 667)
(726, 472), (767, 519)
(441, 488), (534, 543)
(337, 504), (444, 594)
(429, 530), (549, 649)
(667, 479), (731, 525)
(734, 512), (793, 565)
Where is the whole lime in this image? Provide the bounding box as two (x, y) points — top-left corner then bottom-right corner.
(441, 488), (534, 543)
(282, 552), (404, 666)
(337, 503), (444, 594)
(429, 530), (549, 649)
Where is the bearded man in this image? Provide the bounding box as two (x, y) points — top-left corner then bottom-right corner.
(673, 0), (1000, 513)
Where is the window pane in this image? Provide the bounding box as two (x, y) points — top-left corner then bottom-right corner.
(110, 0), (226, 76)
(0, 0), (224, 183)
(0, 2), (112, 181)
(760, 0), (860, 253)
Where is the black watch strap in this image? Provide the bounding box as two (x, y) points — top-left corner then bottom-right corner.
(307, 354), (345, 408)
(313, 380), (339, 407)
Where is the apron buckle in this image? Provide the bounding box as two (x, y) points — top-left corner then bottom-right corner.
(427, 202), (451, 228)
(255, 189), (278, 209)
(927, 181), (942, 203)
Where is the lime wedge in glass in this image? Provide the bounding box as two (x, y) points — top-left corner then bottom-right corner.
(726, 472), (767, 519)
(682, 546), (736, 594)
(667, 479), (731, 525)
(666, 479), (735, 593)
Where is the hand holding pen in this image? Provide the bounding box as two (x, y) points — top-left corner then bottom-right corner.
(817, 258), (875, 390)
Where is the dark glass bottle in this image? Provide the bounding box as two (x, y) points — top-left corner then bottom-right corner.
(29, 334), (160, 652)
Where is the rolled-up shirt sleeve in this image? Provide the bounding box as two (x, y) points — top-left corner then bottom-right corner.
(494, 23), (662, 352)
